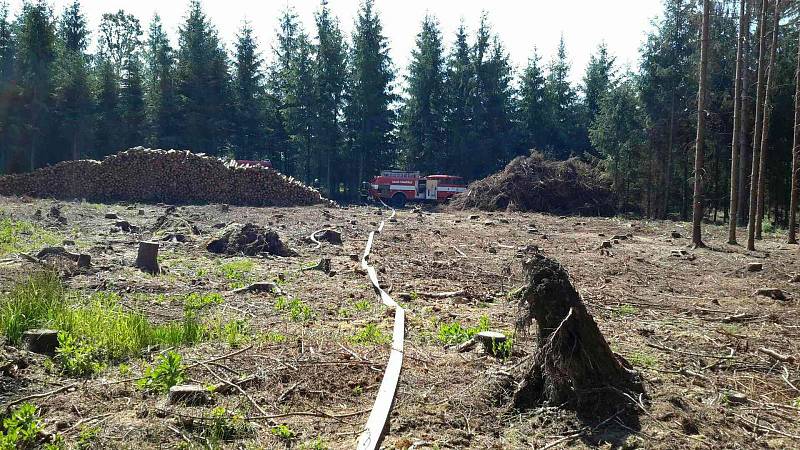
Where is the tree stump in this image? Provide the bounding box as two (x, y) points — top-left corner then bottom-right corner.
(21, 329), (59, 355)
(168, 385), (210, 405)
(135, 241), (160, 274)
(512, 255), (644, 414)
(475, 331), (509, 358)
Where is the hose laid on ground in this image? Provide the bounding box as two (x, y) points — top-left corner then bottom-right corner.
(356, 204), (405, 450)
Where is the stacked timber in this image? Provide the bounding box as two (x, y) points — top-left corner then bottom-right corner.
(0, 148), (329, 207)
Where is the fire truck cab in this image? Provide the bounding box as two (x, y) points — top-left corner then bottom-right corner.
(366, 170), (466, 207)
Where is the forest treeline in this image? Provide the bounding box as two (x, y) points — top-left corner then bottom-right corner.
(0, 0), (798, 225)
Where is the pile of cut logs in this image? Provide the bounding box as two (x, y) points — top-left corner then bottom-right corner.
(0, 148), (328, 207)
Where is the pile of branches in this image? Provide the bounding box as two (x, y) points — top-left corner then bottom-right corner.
(450, 151), (616, 216)
(0, 148), (329, 207)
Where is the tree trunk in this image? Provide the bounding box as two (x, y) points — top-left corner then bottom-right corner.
(789, 24), (800, 244)
(747, 0), (769, 251)
(755, 0), (780, 241)
(692, 0), (711, 248)
(729, 0), (749, 244)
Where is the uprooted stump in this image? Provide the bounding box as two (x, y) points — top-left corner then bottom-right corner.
(512, 255), (644, 414)
(206, 223), (297, 257)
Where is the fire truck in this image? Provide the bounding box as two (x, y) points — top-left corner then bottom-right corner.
(365, 170), (467, 207)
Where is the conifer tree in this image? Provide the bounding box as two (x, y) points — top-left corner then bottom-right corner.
(443, 23), (473, 177)
(120, 54), (145, 148)
(15, 1), (56, 169)
(312, 0), (347, 194)
(543, 36), (578, 158)
(144, 15), (179, 148)
(345, 0), (395, 196)
(400, 14), (446, 173)
(175, 0), (230, 154)
(231, 21), (266, 159)
(94, 59), (121, 156)
(54, 0), (91, 160)
(517, 48), (547, 152)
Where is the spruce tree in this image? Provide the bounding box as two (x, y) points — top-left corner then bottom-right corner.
(589, 77), (646, 206)
(542, 36), (578, 158)
(94, 59), (121, 156)
(175, 0), (230, 154)
(144, 15), (179, 148)
(344, 0), (395, 196)
(517, 48), (547, 152)
(120, 54), (146, 148)
(400, 14), (446, 173)
(0, 2), (15, 172)
(443, 23), (473, 177)
(232, 21), (266, 160)
(582, 42), (615, 153)
(54, 0), (91, 161)
(15, 1), (57, 170)
(312, 0), (347, 195)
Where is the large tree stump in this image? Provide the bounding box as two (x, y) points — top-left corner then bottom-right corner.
(21, 329), (59, 355)
(135, 241), (160, 274)
(512, 255), (644, 414)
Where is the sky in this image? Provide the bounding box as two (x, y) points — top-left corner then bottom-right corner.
(8, 0), (664, 84)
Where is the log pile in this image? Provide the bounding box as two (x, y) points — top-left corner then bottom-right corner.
(0, 148), (330, 207)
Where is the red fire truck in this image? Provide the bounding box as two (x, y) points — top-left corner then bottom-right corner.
(365, 170), (467, 207)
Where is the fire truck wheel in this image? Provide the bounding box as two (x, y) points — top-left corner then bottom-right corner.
(390, 193), (406, 208)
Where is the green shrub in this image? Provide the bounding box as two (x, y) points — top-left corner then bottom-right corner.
(436, 315), (490, 345)
(270, 424), (296, 441)
(275, 297), (314, 322)
(351, 323), (390, 345)
(0, 403), (43, 450)
(55, 332), (105, 376)
(205, 407), (250, 443)
(137, 351), (186, 393)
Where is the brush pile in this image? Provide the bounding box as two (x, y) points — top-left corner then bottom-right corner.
(450, 151), (616, 216)
(0, 148), (329, 207)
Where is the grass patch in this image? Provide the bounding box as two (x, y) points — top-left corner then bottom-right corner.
(275, 297), (315, 322)
(0, 218), (61, 256)
(259, 331), (287, 344)
(0, 273), (242, 375)
(626, 351), (658, 368)
(350, 323), (390, 345)
(614, 304), (638, 316)
(354, 299), (372, 312)
(270, 424), (296, 442)
(218, 259), (255, 288)
(184, 292), (224, 310)
(436, 315), (491, 345)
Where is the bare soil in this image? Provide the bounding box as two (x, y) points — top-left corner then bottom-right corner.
(0, 196), (798, 449)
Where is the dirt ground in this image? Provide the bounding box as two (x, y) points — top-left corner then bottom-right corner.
(0, 195), (798, 449)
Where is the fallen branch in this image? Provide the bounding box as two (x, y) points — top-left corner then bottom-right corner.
(646, 342), (737, 360)
(758, 347), (796, 363)
(3, 382), (80, 411)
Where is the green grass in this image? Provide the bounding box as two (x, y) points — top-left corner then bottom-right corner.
(0, 273), (237, 375)
(0, 218), (61, 256)
(218, 259), (255, 288)
(350, 323), (390, 345)
(626, 351), (658, 368)
(184, 292), (224, 310)
(436, 315), (491, 345)
(354, 299), (372, 312)
(270, 424), (296, 441)
(614, 304), (638, 316)
(275, 296), (315, 322)
(259, 331), (287, 344)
